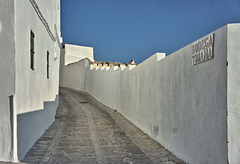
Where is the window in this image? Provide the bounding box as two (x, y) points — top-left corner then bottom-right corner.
(47, 51), (49, 79)
(30, 31), (35, 70)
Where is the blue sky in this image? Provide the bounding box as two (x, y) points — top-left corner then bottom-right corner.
(61, 0), (240, 63)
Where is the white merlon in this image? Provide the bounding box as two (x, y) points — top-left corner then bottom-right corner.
(89, 65), (94, 70)
(120, 65), (126, 70)
(114, 66), (119, 70)
(156, 53), (166, 61)
(128, 65), (136, 70)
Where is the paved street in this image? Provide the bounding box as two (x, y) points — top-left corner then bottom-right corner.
(22, 88), (185, 164)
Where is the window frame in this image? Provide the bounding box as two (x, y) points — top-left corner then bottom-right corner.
(30, 30), (35, 70)
(47, 51), (49, 79)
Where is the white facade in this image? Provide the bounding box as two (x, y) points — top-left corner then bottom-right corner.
(60, 44), (94, 67)
(0, 0), (61, 162)
(0, 0), (15, 161)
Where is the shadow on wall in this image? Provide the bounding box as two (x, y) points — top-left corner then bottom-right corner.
(17, 95), (59, 161)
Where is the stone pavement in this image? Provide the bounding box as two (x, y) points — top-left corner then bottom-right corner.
(21, 88), (185, 164)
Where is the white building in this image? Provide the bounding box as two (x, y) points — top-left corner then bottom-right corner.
(0, 0), (62, 161)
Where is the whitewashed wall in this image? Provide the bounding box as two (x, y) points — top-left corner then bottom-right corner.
(0, 0), (15, 161)
(58, 24), (240, 164)
(59, 44), (94, 91)
(227, 24), (240, 164)
(60, 59), (89, 91)
(61, 44), (94, 66)
(84, 25), (230, 164)
(14, 0), (61, 161)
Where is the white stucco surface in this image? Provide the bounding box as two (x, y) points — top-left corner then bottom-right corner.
(11, 0), (61, 161)
(61, 25), (232, 164)
(0, 0), (15, 161)
(60, 59), (89, 91)
(15, 0), (60, 115)
(227, 24), (240, 164)
(61, 44), (94, 66)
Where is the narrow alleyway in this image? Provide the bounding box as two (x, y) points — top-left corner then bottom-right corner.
(22, 88), (185, 164)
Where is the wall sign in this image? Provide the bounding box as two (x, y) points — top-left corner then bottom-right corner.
(192, 33), (214, 65)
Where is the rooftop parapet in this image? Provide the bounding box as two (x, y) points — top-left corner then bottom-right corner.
(90, 59), (138, 69)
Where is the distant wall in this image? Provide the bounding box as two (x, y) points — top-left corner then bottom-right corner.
(59, 44), (94, 91)
(60, 59), (88, 91)
(61, 44), (94, 66)
(85, 25), (228, 164)
(0, 0), (15, 161)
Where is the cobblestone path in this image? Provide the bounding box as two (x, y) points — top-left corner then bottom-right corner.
(22, 88), (185, 164)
